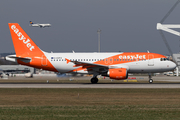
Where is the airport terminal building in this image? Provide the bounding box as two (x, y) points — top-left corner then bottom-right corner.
(0, 65), (35, 75)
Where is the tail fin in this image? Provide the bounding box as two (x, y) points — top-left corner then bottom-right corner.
(29, 21), (33, 24)
(8, 23), (42, 56)
(8, 23), (58, 72)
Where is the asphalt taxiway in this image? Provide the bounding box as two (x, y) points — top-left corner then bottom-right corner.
(0, 83), (180, 88)
(0, 76), (180, 88)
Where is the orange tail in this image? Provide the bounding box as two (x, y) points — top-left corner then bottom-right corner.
(8, 23), (58, 72)
(8, 23), (42, 56)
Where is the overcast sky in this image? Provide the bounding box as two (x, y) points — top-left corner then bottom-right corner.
(1, 0), (180, 55)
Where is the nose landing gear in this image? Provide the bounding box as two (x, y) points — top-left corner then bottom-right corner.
(149, 73), (153, 83)
(149, 79), (153, 83)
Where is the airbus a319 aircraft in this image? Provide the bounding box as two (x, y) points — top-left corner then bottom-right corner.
(6, 23), (176, 83)
(29, 21), (51, 28)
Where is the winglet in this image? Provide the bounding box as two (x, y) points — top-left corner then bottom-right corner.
(65, 58), (71, 64)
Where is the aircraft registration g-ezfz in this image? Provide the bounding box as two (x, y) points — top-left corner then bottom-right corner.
(29, 21), (51, 28)
(6, 23), (176, 83)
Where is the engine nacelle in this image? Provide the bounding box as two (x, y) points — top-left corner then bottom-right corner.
(107, 68), (128, 80)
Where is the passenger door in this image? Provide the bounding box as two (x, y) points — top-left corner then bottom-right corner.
(148, 54), (154, 66)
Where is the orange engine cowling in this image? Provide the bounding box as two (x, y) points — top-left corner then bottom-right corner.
(107, 68), (128, 80)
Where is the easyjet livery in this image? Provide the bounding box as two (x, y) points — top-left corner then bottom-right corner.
(6, 23), (176, 83)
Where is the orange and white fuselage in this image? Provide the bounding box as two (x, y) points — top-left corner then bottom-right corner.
(44, 52), (174, 73)
(6, 23), (176, 83)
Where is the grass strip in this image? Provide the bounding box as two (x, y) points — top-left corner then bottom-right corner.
(0, 88), (180, 120)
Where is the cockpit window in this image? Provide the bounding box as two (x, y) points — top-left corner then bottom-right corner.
(160, 58), (169, 61)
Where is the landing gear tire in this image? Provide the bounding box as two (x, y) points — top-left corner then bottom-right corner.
(149, 79), (153, 83)
(91, 77), (98, 84)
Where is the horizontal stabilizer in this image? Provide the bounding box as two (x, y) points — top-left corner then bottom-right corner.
(5, 55), (31, 63)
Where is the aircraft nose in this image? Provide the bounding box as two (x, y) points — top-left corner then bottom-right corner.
(169, 61), (176, 70)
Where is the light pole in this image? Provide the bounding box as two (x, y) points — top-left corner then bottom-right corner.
(97, 29), (101, 52)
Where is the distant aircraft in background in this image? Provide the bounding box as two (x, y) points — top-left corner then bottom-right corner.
(29, 21), (51, 28)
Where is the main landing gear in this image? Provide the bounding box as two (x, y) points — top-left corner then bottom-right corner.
(91, 74), (99, 84)
(91, 77), (98, 84)
(148, 73), (153, 83)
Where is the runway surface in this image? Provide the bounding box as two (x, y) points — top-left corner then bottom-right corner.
(0, 76), (180, 88)
(0, 83), (180, 88)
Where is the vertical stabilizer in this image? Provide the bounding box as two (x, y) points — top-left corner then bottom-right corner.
(8, 23), (42, 56)
(8, 23), (58, 72)
(29, 21), (33, 24)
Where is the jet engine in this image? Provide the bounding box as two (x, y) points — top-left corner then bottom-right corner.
(107, 68), (128, 80)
